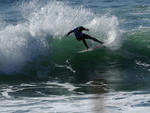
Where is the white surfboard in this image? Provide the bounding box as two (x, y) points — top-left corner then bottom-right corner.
(78, 44), (105, 53)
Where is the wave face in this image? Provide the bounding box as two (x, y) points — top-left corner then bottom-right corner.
(0, 0), (149, 85)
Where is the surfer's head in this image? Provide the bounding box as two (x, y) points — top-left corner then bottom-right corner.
(78, 26), (84, 31)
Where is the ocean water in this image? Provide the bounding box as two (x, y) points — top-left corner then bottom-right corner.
(0, 0), (150, 113)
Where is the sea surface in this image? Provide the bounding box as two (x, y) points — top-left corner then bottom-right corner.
(0, 0), (150, 113)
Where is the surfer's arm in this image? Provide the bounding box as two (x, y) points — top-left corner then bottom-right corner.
(82, 27), (89, 31)
(66, 30), (74, 36)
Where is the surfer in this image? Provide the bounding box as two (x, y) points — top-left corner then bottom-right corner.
(66, 26), (103, 49)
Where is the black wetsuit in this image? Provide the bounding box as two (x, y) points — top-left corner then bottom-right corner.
(68, 26), (90, 41)
(67, 26), (103, 49)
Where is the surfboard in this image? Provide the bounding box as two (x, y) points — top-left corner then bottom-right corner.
(78, 44), (105, 53)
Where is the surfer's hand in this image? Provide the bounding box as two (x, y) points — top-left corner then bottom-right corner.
(99, 41), (104, 44)
(86, 28), (89, 31)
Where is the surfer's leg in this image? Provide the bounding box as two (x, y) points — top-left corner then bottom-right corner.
(84, 34), (103, 44)
(89, 37), (103, 44)
(82, 39), (89, 49)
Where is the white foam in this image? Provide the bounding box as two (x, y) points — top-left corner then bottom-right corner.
(45, 81), (79, 91)
(23, 0), (120, 44)
(1, 86), (13, 99)
(0, 91), (149, 113)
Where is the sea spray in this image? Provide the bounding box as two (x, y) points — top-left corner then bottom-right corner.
(0, 0), (120, 76)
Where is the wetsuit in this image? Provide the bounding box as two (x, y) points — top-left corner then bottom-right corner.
(67, 26), (103, 49)
(67, 26), (89, 40)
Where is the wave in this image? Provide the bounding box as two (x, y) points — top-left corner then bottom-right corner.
(0, 0), (119, 73)
(0, 0), (149, 83)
